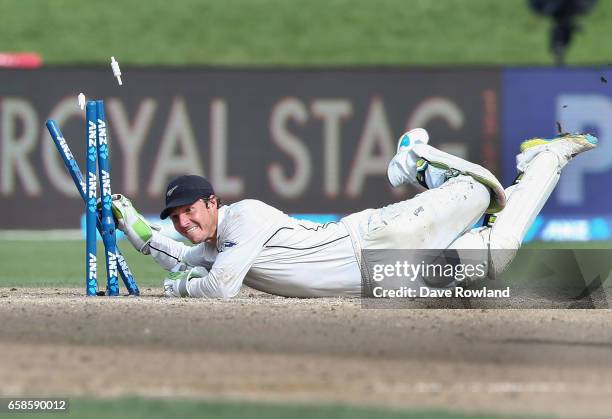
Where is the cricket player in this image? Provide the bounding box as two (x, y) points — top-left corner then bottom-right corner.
(111, 129), (597, 298)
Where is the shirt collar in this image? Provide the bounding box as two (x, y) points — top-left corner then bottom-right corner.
(216, 205), (229, 242)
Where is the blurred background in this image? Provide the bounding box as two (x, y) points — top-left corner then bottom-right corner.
(1, 0), (610, 243)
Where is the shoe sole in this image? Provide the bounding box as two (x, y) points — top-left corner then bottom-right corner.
(413, 144), (506, 213)
(520, 133), (598, 154)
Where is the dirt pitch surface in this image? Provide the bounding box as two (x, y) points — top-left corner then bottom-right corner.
(1, 288), (612, 417)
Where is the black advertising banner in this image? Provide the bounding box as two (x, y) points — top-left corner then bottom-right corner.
(0, 68), (500, 228)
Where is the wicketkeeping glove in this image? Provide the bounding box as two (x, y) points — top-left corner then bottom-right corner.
(163, 266), (209, 297)
(111, 194), (160, 253)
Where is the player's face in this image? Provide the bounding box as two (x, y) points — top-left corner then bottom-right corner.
(169, 198), (218, 245)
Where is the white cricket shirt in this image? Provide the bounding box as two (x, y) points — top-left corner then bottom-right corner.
(149, 200), (362, 297)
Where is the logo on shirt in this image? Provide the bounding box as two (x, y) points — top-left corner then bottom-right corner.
(221, 240), (237, 251)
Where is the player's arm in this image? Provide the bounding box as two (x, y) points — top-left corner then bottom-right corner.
(163, 246), (254, 298)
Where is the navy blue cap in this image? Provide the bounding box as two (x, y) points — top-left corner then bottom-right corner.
(160, 175), (215, 219)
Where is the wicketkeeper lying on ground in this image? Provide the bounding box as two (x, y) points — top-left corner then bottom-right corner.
(111, 129), (597, 298)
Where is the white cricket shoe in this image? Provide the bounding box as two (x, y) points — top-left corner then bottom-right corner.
(396, 128), (429, 152)
(387, 128), (506, 213)
(516, 133), (598, 172)
(387, 128), (430, 188)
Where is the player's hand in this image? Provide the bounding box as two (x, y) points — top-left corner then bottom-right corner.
(163, 267), (208, 298)
(111, 194), (160, 253)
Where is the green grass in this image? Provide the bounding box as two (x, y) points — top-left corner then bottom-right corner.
(0, 0), (610, 66)
(0, 239), (165, 288)
(0, 397), (547, 419)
